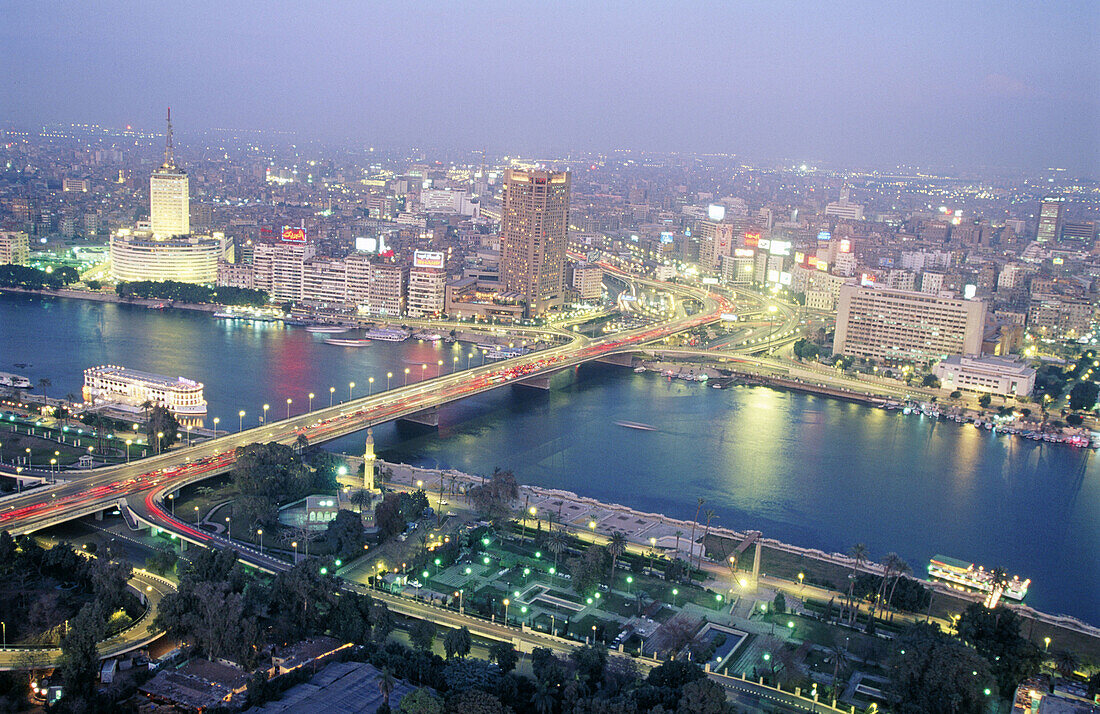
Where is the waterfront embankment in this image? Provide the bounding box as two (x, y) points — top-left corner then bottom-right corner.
(378, 459), (1100, 662)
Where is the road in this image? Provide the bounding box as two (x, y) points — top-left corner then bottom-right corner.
(0, 569), (175, 671)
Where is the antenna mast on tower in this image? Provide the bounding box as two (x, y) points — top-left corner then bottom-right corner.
(164, 107), (174, 168)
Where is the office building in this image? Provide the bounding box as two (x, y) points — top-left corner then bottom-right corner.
(833, 284), (986, 365)
(824, 187), (865, 221)
(366, 263), (406, 316)
(407, 250), (446, 317)
(110, 231), (229, 284)
(932, 356), (1036, 398)
(216, 260), (254, 289)
(571, 262), (603, 301)
(253, 238), (316, 302)
(1028, 295), (1093, 338)
(697, 219), (735, 271)
(302, 258), (348, 307)
(150, 109), (189, 238)
(500, 168), (570, 317)
(62, 178), (89, 193)
(1036, 197), (1064, 243)
(0, 231), (30, 265)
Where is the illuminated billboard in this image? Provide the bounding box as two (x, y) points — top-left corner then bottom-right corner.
(414, 250), (445, 269)
(769, 240), (792, 256)
(355, 235), (389, 254)
(281, 227), (306, 243)
(743, 232), (761, 247)
(860, 273), (876, 287)
(818, 231), (831, 241)
(964, 284), (977, 299)
(707, 204), (726, 222)
(660, 231), (674, 244)
(734, 248), (755, 258)
(816, 261), (828, 271)
(779, 272), (792, 286)
(839, 238), (851, 253)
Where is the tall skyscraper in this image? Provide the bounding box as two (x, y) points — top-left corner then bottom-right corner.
(150, 109), (189, 238)
(1036, 197), (1064, 243)
(500, 168), (570, 317)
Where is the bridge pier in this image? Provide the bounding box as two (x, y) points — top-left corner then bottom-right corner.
(515, 375), (552, 390)
(399, 407), (439, 428)
(595, 352), (634, 367)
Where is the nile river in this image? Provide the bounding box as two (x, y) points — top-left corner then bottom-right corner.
(1, 293), (1097, 624)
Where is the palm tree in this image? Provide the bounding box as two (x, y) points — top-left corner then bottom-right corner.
(63, 393), (77, 427)
(294, 432), (309, 454)
(608, 531), (627, 587)
(548, 528), (566, 571)
(868, 553), (897, 626)
(377, 667), (395, 708)
(37, 378), (51, 407)
(699, 509), (716, 569)
(885, 556), (911, 621)
(829, 637), (850, 695)
(1055, 650), (1079, 678)
(846, 543), (868, 626)
(688, 498), (704, 567)
(532, 683), (555, 714)
(674, 530), (683, 553)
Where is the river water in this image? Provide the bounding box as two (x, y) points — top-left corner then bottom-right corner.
(2, 293), (1097, 625)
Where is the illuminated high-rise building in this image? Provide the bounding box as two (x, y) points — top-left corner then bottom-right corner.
(150, 109), (189, 238)
(500, 168), (570, 317)
(1036, 197), (1064, 243)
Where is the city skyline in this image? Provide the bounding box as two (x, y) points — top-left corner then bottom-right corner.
(2, 1), (1098, 175)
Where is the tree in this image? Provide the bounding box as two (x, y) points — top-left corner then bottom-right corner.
(443, 626), (472, 659)
(977, 394), (992, 409)
(400, 687), (444, 714)
(325, 509), (365, 557)
(772, 591), (786, 614)
(1068, 381), (1099, 411)
(145, 404), (180, 452)
(956, 603), (1041, 697)
(379, 667), (397, 709)
(488, 641), (518, 674)
(58, 602), (107, 705)
(547, 528), (567, 571)
(845, 543), (867, 626)
(37, 378), (51, 406)
(608, 531), (627, 586)
(567, 544), (612, 595)
(676, 678), (730, 714)
(376, 493), (406, 538)
(467, 468), (519, 523)
(887, 623), (993, 713)
(688, 498), (704, 570)
(410, 620), (437, 653)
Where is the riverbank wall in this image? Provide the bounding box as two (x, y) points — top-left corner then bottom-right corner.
(0, 286), (222, 313)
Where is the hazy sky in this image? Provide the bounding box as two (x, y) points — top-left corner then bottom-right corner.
(3, 1), (1098, 173)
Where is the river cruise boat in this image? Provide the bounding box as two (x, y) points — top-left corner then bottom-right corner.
(365, 327), (409, 342)
(0, 372), (32, 389)
(305, 325), (349, 334)
(323, 338), (370, 347)
(412, 331), (442, 341)
(927, 555), (1030, 601)
(82, 365), (207, 416)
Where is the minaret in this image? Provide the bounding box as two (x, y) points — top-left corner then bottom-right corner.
(363, 428), (377, 491)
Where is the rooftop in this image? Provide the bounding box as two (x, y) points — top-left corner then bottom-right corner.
(84, 365), (204, 390)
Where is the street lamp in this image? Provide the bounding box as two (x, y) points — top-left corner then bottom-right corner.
(156, 432), (163, 454)
(286, 398), (292, 419)
(212, 417), (219, 435)
(404, 368), (410, 386)
(292, 541), (298, 564)
(671, 588), (678, 607)
(194, 505), (200, 524)
(329, 386), (335, 406)
(257, 528), (263, 554)
(186, 424), (192, 446)
(225, 516), (231, 539)
(167, 493), (174, 516)
(368, 377), (374, 395)
(386, 372), (393, 390)
(262, 403), (269, 424)
(125, 439), (132, 463)
(239, 410), (245, 432)
(437, 359), (443, 377)
(308, 393), (314, 411)
(502, 598), (510, 625)
(349, 382), (355, 400)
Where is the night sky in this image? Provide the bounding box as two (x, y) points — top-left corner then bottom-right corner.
(3, 1), (1098, 172)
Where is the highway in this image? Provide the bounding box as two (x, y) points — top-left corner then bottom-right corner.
(0, 569), (175, 671)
